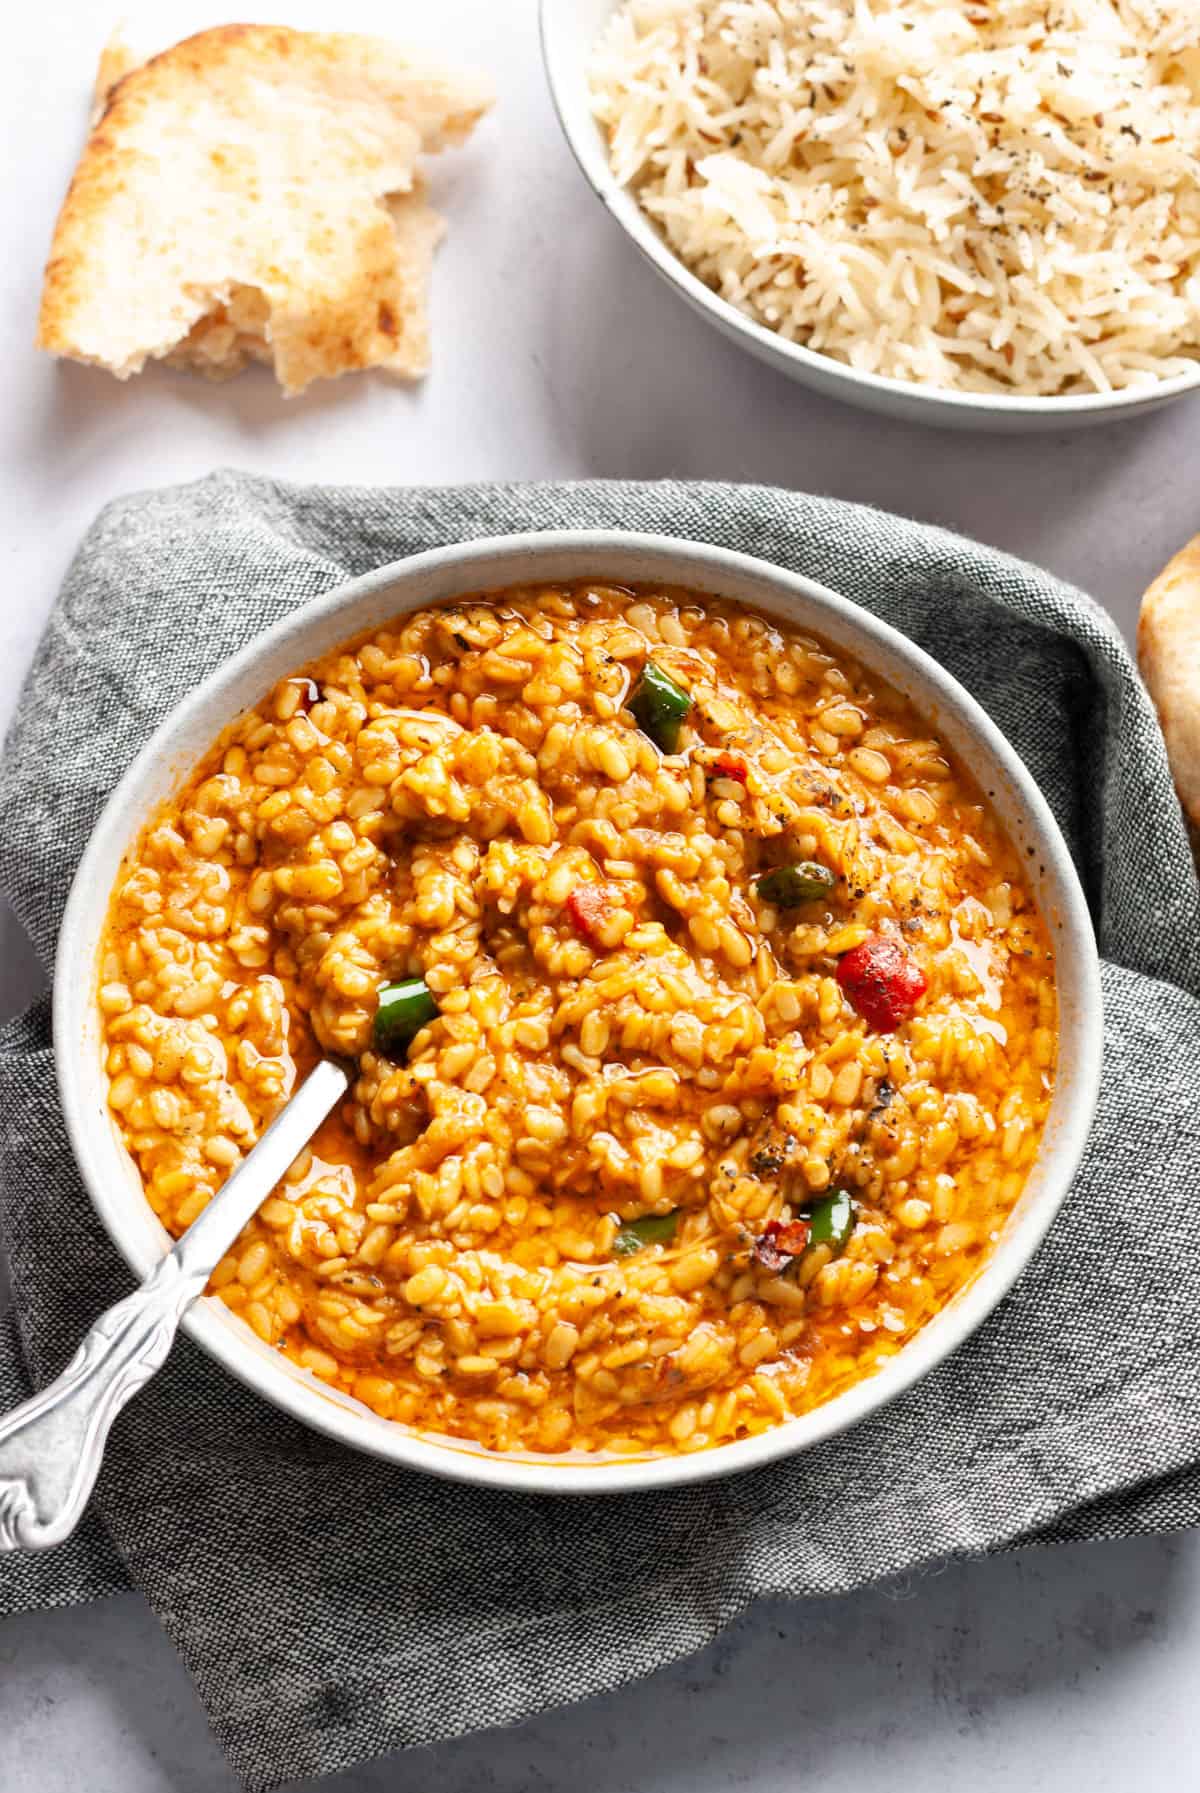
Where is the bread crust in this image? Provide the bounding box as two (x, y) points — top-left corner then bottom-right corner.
(36, 25), (492, 394)
(89, 30), (138, 122)
(1139, 535), (1200, 831)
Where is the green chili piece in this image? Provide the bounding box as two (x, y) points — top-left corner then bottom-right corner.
(373, 976), (440, 1059)
(754, 862), (836, 908)
(613, 1209), (680, 1256)
(628, 661), (692, 753)
(807, 1188), (855, 1254)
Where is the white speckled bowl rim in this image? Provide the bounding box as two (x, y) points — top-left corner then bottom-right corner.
(54, 531), (1102, 1494)
(539, 0), (1200, 433)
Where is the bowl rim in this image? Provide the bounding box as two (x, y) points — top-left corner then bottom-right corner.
(54, 528), (1103, 1495)
(537, 0), (1200, 421)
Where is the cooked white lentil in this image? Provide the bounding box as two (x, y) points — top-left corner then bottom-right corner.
(99, 582), (1056, 1456)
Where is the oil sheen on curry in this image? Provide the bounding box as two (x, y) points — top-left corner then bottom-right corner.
(98, 583), (1057, 1457)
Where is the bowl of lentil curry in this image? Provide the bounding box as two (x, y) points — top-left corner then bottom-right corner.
(56, 533), (1101, 1494)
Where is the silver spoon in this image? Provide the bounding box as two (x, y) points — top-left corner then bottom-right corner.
(0, 1057), (350, 1552)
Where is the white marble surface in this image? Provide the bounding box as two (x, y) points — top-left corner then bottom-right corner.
(2, 2), (1199, 1788)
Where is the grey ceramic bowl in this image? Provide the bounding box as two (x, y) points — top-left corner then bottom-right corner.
(54, 531), (1102, 1493)
(540, 0), (1200, 433)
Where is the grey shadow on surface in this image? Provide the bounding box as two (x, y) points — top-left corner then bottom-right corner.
(0, 1590), (236, 1793)
(0, 897), (47, 1023)
(548, 208), (1191, 630)
(27, 353), (379, 473)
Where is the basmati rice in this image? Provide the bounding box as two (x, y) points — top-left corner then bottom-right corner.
(589, 0), (1200, 394)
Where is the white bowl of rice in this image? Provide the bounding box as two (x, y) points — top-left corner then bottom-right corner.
(540, 0), (1200, 430)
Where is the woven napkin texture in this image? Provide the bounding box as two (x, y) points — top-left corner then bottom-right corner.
(2, 473), (1200, 1793)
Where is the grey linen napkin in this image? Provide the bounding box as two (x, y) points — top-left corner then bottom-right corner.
(2, 471), (1200, 1791)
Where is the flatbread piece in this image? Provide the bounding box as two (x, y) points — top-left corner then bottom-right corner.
(37, 25), (492, 394)
(1139, 535), (1200, 842)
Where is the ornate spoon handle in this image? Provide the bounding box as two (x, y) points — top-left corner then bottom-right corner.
(0, 1254), (203, 1549)
(0, 1058), (350, 1552)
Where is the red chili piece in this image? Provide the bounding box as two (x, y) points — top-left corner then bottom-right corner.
(752, 1217), (811, 1272)
(713, 752), (749, 785)
(836, 935), (927, 1032)
(566, 884), (613, 940)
